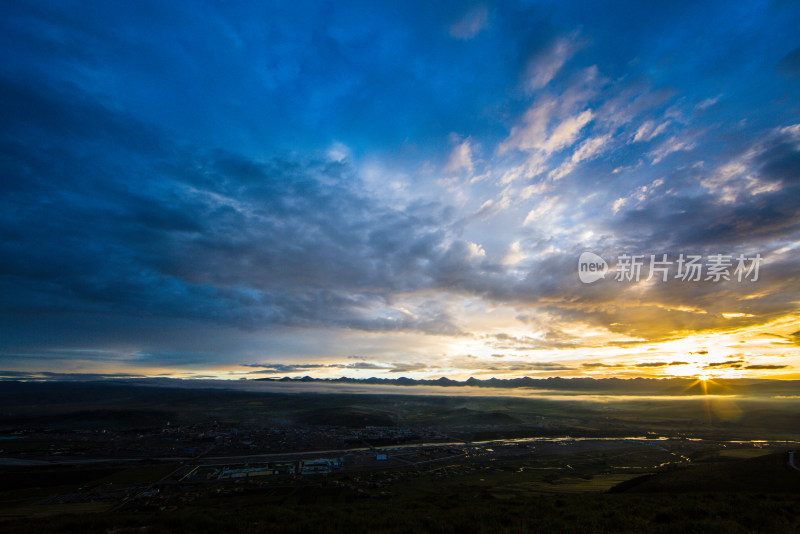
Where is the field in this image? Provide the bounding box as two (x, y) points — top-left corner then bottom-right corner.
(0, 380), (799, 532)
(1, 457), (798, 533)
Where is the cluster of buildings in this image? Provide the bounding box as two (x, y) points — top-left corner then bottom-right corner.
(3, 422), (453, 462)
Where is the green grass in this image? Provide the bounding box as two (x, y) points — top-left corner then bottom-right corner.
(619, 452), (800, 493)
(0, 490), (798, 533)
(91, 463), (178, 485)
(0, 502), (112, 519)
(0, 453), (798, 533)
(716, 449), (775, 459)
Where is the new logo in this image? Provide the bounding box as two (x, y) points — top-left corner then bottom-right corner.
(578, 252), (608, 284)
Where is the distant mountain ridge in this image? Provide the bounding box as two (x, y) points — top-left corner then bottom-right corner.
(252, 375), (800, 395)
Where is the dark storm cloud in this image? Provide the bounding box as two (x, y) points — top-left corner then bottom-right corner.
(755, 136), (800, 186)
(612, 188), (800, 252)
(610, 126), (800, 250)
(0, 68), (482, 337)
(616, 190), (800, 249)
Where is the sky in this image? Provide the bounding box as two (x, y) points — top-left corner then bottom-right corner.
(1, 0), (799, 381)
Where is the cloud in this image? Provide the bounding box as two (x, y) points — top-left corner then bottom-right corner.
(754, 125), (800, 185)
(488, 329), (588, 351)
(523, 195), (561, 225)
(524, 35), (578, 91)
(548, 133), (612, 180)
(704, 360), (743, 368)
(483, 361), (575, 372)
(542, 110), (594, 154)
(648, 136), (696, 164)
(502, 241), (526, 265)
(632, 120), (670, 143)
(245, 361), (396, 374)
(699, 125), (799, 203)
(444, 139), (475, 174)
(246, 364), (331, 374)
(498, 93), (594, 157)
(0, 72), (488, 337)
(345, 362), (394, 370)
(0, 371), (147, 381)
(1, 0), (799, 379)
(695, 95), (721, 112)
(633, 361), (689, 367)
(388, 362), (429, 373)
(450, 5), (489, 40)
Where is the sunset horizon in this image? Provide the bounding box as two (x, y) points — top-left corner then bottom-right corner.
(2, 1), (799, 383)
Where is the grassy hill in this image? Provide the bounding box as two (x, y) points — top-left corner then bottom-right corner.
(614, 452), (800, 493)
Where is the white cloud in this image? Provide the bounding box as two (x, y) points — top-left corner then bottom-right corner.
(610, 177), (665, 213)
(496, 70), (601, 184)
(444, 139), (474, 174)
(541, 109), (594, 153)
(502, 241), (526, 265)
(523, 195), (561, 225)
(498, 98), (555, 154)
(499, 97), (593, 156)
(698, 124), (799, 203)
(778, 123), (800, 137)
(632, 120), (670, 143)
(326, 141), (351, 162)
(525, 35), (577, 92)
(470, 186), (515, 221)
(449, 5), (489, 40)
(571, 133), (612, 163)
(648, 136), (696, 164)
(467, 241), (486, 258)
(498, 150), (549, 185)
(547, 131), (610, 181)
(547, 161), (575, 182)
(695, 94), (722, 111)
(520, 180), (552, 199)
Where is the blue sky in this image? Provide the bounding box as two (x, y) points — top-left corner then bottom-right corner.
(1, 0), (799, 380)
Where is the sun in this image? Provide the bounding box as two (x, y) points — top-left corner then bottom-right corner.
(679, 372), (726, 396)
